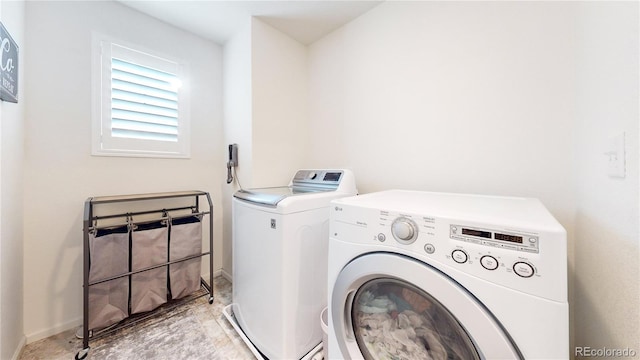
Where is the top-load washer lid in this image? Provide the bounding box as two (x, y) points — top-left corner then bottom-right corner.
(234, 186), (331, 207)
(233, 169), (351, 207)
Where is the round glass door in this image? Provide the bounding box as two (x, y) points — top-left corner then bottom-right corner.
(331, 253), (522, 359)
(352, 278), (480, 360)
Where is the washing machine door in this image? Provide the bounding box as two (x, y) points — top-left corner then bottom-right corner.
(332, 253), (523, 360)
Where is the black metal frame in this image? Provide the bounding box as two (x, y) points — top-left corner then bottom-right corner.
(76, 191), (214, 360)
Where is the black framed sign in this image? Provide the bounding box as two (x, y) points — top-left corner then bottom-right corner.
(0, 21), (18, 103)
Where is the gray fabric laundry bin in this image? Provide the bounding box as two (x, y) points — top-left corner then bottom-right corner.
(88, 226), (129, 330)
(169, 216), (202, 299)
(130, 222), (168, 314)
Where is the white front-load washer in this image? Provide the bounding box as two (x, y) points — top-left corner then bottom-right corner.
(230, 169), (357, 359)
(328, 190), (568, 360)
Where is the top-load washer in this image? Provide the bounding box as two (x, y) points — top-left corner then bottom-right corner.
(328, 190), (569, 359)
(231, 169), (357, 359)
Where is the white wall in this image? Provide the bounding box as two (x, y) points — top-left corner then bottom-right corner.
(573, 2), (639, 357)
(221, 18), (308, 276)
(251, 18), (309, 188)
(222, 20), (252, 277)
(308, 1), (636, 356)
(23, 1), (224, 342)
(0, 1), (26, 358)
(309, 2), (576, 227)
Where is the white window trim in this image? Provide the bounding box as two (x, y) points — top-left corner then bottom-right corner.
(91, 33), (191, 158)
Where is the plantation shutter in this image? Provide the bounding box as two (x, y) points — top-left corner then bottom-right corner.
(93, 38), (190, 158)
(110, 58), (179, 142)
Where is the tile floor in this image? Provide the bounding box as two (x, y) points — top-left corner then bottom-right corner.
(19, 276), (255, 360)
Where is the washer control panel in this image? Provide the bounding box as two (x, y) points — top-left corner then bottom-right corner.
(376, 215), (541, 279)
(450, 225), (539, 254)
(373, 214), (545, 285)
(330, 190), (568, 302)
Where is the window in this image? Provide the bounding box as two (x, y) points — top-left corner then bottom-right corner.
(92, 35), (190, 158)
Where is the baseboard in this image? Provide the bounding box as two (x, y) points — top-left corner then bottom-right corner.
(11, 335), (26, 360)
(202, 269), (220, 282)
(205, 268), (232, 283)
(26, 317), (81, 344)
(219, 268), (232, 283)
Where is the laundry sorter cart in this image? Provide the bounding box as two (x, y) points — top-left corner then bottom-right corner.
(75, 191), (214, 360)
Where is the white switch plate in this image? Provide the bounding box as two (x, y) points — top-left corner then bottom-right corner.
(606, 132), (626, 178)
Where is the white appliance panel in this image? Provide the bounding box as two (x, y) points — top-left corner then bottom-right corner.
(232, 169), (357, 359)
(327, 190), (569, 360)
(233, 200), (283, 356)
(330, 200), (567, 302)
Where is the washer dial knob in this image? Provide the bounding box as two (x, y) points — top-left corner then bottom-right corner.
(391, 217), (418, 244)
(480, 255), (499, 270)
(451, 249), (469, 264)
(513, 262), (535, 278)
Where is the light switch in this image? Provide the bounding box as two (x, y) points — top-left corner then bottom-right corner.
(605, 132), (625, 178)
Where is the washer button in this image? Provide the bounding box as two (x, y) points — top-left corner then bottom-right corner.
(480, 255), (499, 270)
(377, 233), (386, 242)
(513, 262), (535, 278)
(424, 243), (435, 254)
(451, 249), (468, 264)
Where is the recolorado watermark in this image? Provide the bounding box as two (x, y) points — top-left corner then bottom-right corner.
(575, 346), (637, 358)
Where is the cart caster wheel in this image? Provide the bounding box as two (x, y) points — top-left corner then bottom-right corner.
(208, 297), (214, 304)
(75, 348), (89, 360)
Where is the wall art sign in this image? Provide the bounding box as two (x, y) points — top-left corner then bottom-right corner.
(0, 21), (18, 103)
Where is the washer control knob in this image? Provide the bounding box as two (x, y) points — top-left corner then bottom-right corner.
(391, 217), (418, 244)
(451, 249), (468, 264)
(513, 261), (535, 278)
(480, 255), (499, 270)
(308, 171), (317, 180)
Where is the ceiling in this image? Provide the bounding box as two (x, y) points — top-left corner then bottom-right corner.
(117, 0), (384, 45)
